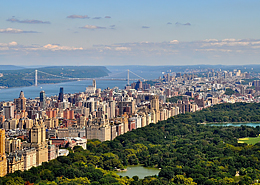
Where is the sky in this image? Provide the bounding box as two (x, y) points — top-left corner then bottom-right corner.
(1, 0), (260, 66)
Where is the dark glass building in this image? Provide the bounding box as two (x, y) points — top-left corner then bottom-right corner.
(58, 87), (64, 102)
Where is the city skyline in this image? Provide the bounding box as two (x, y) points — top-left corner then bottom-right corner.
(1, 0), (260, 65)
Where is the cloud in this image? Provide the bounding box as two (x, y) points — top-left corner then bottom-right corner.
(200, 39), (252, 47)
(0, 41), (18, 50)
(0, 41), (19, 51)
(92, 38), (260, 57)
(67, 15), (89, 19)
(115, 47), (131, 51)
(170, 40), (179, 44)
(222, 38), (238, 42)
(2, 38), (260, 63)
(105, 16), (111, 18)
(9, 41), (18, 46)
(142, 26), (150, 29)
(203, 39), (218, 42)
(2, 38), (260, 65)
(42, 44), (83, 51)
(7, 18), (50, 24)
(80, 25), (106, 29)
(93, 17), (102, 19)
(0, 41), (83, 52)
(251, 41), (260, 45)
(0, 41), (17, 46)
(252, 46), (260, 49)
(0, 47), (8, 51)
(175, 22), (191, 26)
(195, 49), (232, 53)
(0, 28), (39, 33)
(167, 22), (172, 25)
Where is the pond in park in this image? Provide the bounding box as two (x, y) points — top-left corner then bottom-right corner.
(116, 165), (160, 179)
(206, 123), (260, 127)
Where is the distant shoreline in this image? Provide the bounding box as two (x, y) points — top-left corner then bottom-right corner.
(2, 79), (79, 89)
(0, 66), (110, 89)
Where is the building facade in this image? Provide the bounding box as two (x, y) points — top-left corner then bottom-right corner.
(0, 129), (7, 177)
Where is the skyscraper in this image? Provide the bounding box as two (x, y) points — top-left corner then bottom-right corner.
(93, 79), (96, 89)
(176, 73), (181, 78)
(136, 80), (142, 90)
(151, 96), (160, 123)
(14, 91), (26, 112)
(0, 129), (7, 177)
(58, 87), (64, 102)
(108, 97), (115, 119)
(151, 96), (159, 111)
(85, 80), (96, 94)
(40, 91), (46, 109)
(29, 122), (48, 166)
(3, 104), (14, 119)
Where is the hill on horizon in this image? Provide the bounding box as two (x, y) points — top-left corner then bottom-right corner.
(0, 65), (25, 70)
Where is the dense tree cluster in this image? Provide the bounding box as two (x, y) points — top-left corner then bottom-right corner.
(166, 96), (183, 103)
(90, 103), (260, 184)
(224, 88), (238, 96)
(2, 103), (260, 184)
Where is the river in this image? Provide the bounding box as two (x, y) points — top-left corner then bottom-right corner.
(0, 67), (163, 102)
(0, 79), (134, 102)
(116, 165), (160, 179)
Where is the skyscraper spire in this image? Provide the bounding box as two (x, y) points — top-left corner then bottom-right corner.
(19, 91), (24, 98)
(93, 79), (96, 89)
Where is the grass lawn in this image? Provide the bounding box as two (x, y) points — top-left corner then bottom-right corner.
(238, 136), (260, 145)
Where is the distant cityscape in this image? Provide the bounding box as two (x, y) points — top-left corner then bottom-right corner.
(0, 67), (260, 176)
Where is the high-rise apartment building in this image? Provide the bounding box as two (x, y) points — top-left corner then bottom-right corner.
(22, 148), (36, 171)
(3, 104), (14, 119)
(7, 152), (24, 173)
(108, 97), (115, 119)
(151, 96), (160, 123)
(135, 80), (142, 90)
(5, 138), (21, 153)
(0, 129), (7, 177)
(151, 96), (159, 111)
(29, 122), (48, 166)
(63, 109), (74, 120)
(253, 80), (260, 87)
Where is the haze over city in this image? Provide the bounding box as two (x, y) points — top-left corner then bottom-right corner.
(1, 0), (260, 65)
